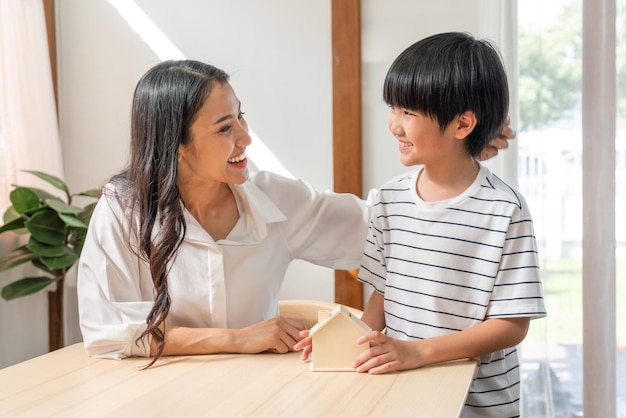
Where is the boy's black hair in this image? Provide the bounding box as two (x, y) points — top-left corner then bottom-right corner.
(383, 32), (509, 158)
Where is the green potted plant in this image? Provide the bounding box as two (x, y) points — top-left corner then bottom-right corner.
(0, 170), (99, 351)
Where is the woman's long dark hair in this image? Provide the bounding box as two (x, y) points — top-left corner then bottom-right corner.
(111, 60), (229, 366)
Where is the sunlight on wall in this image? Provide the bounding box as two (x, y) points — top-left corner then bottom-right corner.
(247, 130), (295, 179)
(106, 0), (294, 179)
(107, 0), (184, 60)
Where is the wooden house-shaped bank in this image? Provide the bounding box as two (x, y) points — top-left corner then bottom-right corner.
(308, 305), (372, 371)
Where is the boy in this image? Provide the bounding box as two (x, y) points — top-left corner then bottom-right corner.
(350, 32), (545, 417)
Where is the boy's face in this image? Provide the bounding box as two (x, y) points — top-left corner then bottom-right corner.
(387, 107), (460, 167)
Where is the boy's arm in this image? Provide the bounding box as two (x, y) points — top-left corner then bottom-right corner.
(360, 291), (386, 331)
(353, 315), (529, 375)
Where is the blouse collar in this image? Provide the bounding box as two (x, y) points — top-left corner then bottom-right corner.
(183, 180), (287, 245)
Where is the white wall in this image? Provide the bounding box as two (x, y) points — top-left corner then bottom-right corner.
(1, 0), (503, 367)
(361, 0), (482, 192)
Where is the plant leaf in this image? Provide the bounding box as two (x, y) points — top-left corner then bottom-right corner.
(3, 206), (20, 223)
(58, 213), (88, 229)
(45, 198), (84, 216)
(25, 210), (66, 245)
(22, 170), (69, 194)
(25, 238), (69, 257)
(1, 207), (28, 234)
(78, 189), (101, 198)
(10, 188), (42, 214)
(31, 258), (53, 274)
(0, 247), (38, 271)
(1, 276), (60, 301)
(68, 228), (87, 256)
(41, 251), (77, 270)
(20, 187), (57, 202)
(0, 216), (26, 234)
(79, 202), (96, 223)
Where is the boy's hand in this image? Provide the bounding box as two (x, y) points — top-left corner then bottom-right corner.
(352, 331), (420, 374)
(293, 329), (313, 361)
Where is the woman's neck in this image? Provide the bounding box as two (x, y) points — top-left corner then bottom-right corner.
(178, 180), (239, 241)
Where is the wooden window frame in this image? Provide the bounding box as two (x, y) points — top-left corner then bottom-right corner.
(331, 0), (363, 309)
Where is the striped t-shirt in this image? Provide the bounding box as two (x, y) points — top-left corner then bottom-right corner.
(358, 164), (546, 418)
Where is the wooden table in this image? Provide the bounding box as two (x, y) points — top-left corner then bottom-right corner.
(0, 343), (477, 417)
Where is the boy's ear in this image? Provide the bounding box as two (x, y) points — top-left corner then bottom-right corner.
(455, 111), (477, 139)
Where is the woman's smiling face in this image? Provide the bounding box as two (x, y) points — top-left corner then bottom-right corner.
(178, 82), (252, 186)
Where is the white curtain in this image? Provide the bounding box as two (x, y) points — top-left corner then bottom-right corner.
(481, 1), (621, 417)
(0, 0), (64, 198)
(582, 0), (617, 415)
(478, 2), (559, 416)
(477, 0), (519, 187)
(0, 0), (65, 367)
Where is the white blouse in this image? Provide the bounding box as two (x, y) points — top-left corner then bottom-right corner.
(77, 171), (370, 359)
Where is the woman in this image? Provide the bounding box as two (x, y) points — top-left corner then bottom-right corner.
(77, 60), (371, 365)
(77, 60), (513, 366)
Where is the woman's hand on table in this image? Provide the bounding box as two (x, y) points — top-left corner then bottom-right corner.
(236, 316), (306, 354)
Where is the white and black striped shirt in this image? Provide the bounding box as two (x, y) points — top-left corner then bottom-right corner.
(358, 164), (546, 418)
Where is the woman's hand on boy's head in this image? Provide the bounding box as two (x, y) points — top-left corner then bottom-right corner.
(477, 115), (516, 161)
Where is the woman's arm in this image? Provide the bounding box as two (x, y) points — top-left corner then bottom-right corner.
(78, 193), (154, 359)
(251, 171), (371, 271)
(152, 316), (306, 356)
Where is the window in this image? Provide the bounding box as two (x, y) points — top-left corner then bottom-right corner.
(518, 0), (624, 416)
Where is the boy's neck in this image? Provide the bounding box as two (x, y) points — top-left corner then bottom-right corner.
(416, 158), (480, 202)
